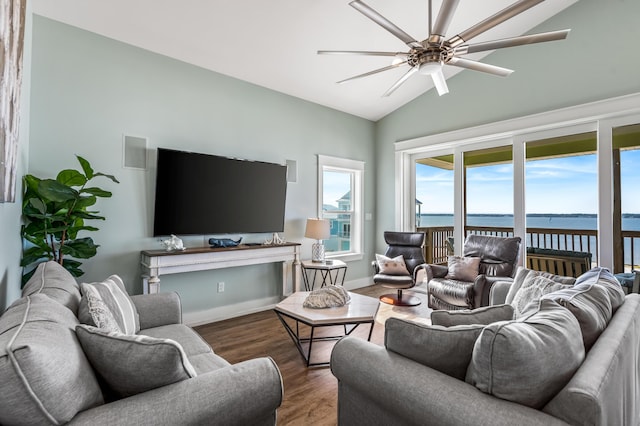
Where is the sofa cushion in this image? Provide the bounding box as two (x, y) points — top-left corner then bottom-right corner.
(446, 256), (481, 281)
(541, 282), (612, 351)
(375, 254), (410, 275)
(22, 260), (82, 314)
(79, 275), (140, 334)
(466, 298), (585, 409)
(0, 295), (104, 426)
(385, 318), (484, 380)
(505, 266), (576, 305)
(431, 304), (514, 327)
(76, 325), (197, 398)
(574, 267), (625, 312)
(511, 274), (572, 318)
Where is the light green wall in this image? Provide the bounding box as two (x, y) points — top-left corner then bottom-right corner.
(26, 16), (376, 315)
(375, 0), (640, 248)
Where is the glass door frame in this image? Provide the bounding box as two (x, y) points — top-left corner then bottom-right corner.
(395, 93), (640, 269)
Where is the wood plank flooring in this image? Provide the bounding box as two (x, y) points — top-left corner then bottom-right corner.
(194, 285), (432, 426)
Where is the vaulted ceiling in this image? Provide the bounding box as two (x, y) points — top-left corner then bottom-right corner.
(31, 0), (578, 121)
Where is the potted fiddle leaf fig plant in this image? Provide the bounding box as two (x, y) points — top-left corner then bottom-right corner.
(20, 155), (119, 284)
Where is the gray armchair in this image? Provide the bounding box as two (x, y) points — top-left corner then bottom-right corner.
(372, 231), (427, 306)
(426, 234), (521, 310)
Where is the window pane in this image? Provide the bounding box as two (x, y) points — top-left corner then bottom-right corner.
(415, 155), (454, 264)
(323, 171), (352, 211)
(614, 123), (640, 272)
(322, 169), (354, 255)
(525, 132), (598, 264)
(464, 145), (514, 234)
(415, 155), (454, 227)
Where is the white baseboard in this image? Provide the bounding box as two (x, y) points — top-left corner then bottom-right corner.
(183, 276), (374, 326)
(183, 296), (281, 326)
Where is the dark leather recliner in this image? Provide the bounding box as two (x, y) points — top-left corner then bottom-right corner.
(426, 234), (521, 310)
(372, 231), (427, 306)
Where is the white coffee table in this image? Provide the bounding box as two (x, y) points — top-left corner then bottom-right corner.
(274, 291), (379, 367)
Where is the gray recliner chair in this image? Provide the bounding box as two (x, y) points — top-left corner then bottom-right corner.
(426, 234), (521, 310)
(372, 231), (427, 306)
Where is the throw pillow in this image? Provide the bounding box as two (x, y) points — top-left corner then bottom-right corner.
(574, 267), (626, 312)
(505, 266), (576, 305)
(511, 274), (572, 318)
(376, 254), (410, 276)
(446, 256), (481, 281)
(466, 298), (585, 409)
(431, 304), (514, 327)
(76, 325), (197, 398)
(81, 285), (122, 333)
(541, 282), (612, 351)
(78, 275), (140, 334)
(385, 318), (484, 380)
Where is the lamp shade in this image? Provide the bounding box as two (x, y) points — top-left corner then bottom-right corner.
(305, 218), (330, 240)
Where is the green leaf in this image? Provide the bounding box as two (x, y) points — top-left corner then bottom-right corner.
(27, 198), (47, 214)
(57, 169), (87, 187)
(23, 175), (42, 194)
(75, 195), (97, 209)
(77, 156), (94, 180)
(81, 187), (112, 197)
(38, 179), (78, 202)
(21, 247), (53, 266)
(94, 172), (120, 184)
(73, 211), (105, 220)
(60, 237), (99, 259)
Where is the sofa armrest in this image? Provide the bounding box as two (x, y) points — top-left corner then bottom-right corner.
(472, 275), (514, 308)
(490, 280), (513, 305)
(130, 292), (182, 329)
(425, 264), (448, 282)
(331, 337), (568, 426)
(69, 357), (283, 426)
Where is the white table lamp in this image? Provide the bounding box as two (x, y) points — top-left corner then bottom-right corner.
(305, 218), (331, 262)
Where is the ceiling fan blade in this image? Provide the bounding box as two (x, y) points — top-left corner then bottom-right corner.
(430, 68), (449, 96)
(382, 67), (419, 97)
(431, 0), (460, 39)
(446, 57), (513, 77)
(447, 0), (544, 47)
(337, 61), (408, 84)
(455, 29), (570, 55)
(350, 0), (422, 49)
(318, 50), (405, 57)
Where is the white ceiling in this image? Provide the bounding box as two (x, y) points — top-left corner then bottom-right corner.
(30, 0), (578, 121)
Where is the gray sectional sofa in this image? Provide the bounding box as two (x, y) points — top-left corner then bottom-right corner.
(332, 266), (640, 425)
(0, 261), (283, 425)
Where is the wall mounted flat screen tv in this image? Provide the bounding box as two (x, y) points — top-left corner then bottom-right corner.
(153, 148), (287, 236)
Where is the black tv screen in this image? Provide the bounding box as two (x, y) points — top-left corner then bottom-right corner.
(153, 148), (287, 236)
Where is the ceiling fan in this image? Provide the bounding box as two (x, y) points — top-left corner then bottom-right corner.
(318, 0), (570, 97)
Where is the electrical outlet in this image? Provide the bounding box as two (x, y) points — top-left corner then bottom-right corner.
(217, 282), (225, 293)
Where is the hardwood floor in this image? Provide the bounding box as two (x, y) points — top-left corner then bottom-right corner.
(194, 285), (432, 426)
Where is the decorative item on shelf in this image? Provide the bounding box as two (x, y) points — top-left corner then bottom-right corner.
(265, 233), (285, 245)
(209, 237), (242, 248)
(161, 234), (185, 251)
(305, 218), (330, 263)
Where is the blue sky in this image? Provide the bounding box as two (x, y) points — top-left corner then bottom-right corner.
(416, 149), (640, 214)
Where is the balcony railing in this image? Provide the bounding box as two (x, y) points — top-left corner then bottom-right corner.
(418, 226), (640, 272)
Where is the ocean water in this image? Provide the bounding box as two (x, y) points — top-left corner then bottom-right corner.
(418, 213), (640, 266)
(418, 213), (640, 231)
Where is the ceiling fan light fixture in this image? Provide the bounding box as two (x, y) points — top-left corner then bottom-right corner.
(418, 61), (441, 75)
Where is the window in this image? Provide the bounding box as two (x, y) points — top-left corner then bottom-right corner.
(318, 155), (364, 261)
